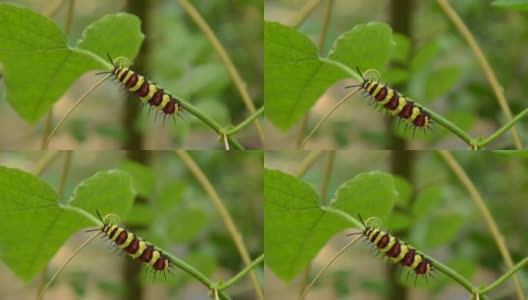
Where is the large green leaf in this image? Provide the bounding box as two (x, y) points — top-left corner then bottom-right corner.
(0, 4), (143, 123)
(264, 169), (398, 281)
(0, 166), (135, 282)
(264, 21), (394, 130)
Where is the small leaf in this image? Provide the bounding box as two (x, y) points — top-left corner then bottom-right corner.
(77, 13), (143, 64)
(333, 171), (397, 220)
(68, 169), (136, 219)
(328, 22), (394, 71)
(118, 160), (155, 197)
(410, 42), (439, 71)
(423, 213), (464, 248)
(412, 186), (442, 217)
(424, 66), (461, 101)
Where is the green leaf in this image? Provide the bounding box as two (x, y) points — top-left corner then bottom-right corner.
(157, 182), (185, 211)
(332, 171), (397, 220)
(392, 175), (412, 206)
(492, 0), (528, 10)
(412, 186), (442, 218)
(0, 167), (82, 281)
(392, 33), (410, 63)
(265, 21), (395, 130)
(328, 22), (394, 71)
(264, 169), (350, 281)
(168, 208), (208, 243)
(264, 21), (350, 130)
(0, 4), (143, 123)
(410, 42), (439, 71)
(423, 213), (464, 248)
(68, 169), (136, 219)
(0, 166), (135, 282)
(118, 160), (155, 197)
(424, 66), (461, 101)
(77, 13), (143, 63)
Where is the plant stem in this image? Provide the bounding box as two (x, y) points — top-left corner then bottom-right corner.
(294, 151), (325, 177)
(437, 0), (522, 150)
(478, 108), (528, 148)
(480, 257), (528, 295)
(218, 254), (264, 291)
(423, 107), (474, 147)
(174, 150), (263, 300)
(226, 106), (264, 136)
(438, 150), (523, 298)
(162, 250), (232, 300)
(289, 0), (323, 28)
(178, 100), (244, 150)
(178, 0), (264, 146)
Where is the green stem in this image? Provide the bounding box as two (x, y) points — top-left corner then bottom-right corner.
(163, 251), (232, 300)
(426, 256), (475, 293)
(479, 257), (528, 295)
(422, 107), (474, 147)
(179, 100), (245, 150)
(478, 108), (528, 148)
(227, 106), (264, 136)
(218, 254), (264, 291)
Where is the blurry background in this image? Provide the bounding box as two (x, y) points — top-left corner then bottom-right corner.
(0, 150), (263, 300)
(0, 0), (263, 149)
(264, 0), (528, 150)
(264, 150), (528, 299)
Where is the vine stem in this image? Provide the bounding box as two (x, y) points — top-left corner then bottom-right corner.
(161, 249), (232, 300)
(479, 257), (528, 295)
(218, 254), (264, 291)
(478, 108), (528, 148)
(226, 106), (264, 136)
(436, 0), (522, 149)
(174, 151), (263, 300)
(178, 0), (264, 146)
(438, 151), (524, 299)
(177, 100), (244, 150)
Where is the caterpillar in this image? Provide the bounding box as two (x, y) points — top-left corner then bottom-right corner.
(89, 210), (173, 279)
(349, 215), (434, 285)
(346, 67), (432, 133)
(97, 53), (182, 121)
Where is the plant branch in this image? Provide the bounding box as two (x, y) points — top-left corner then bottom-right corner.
(178, 0), (264, 146)
(478, 108), (528, 148)
(436, 0), (522, 149)
(480, 257), (528, 295)
(174, 151), (263, 300)
(294, 151), (325, 177)
(437, 150), (524, 299)
(226, 106), (264, 136)
(218, 254), (264, 291)
(178, 100), (244, 150)
(289, 0), (323, 28)
(162, 250), (231, 300)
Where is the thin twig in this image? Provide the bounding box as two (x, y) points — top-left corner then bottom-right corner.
(174, 151), (263, 300)
(178, 0), (264, 146)
(44, 74), (112, 149)
(436, 0), (522, 149)
(437, 150), (524, 299)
